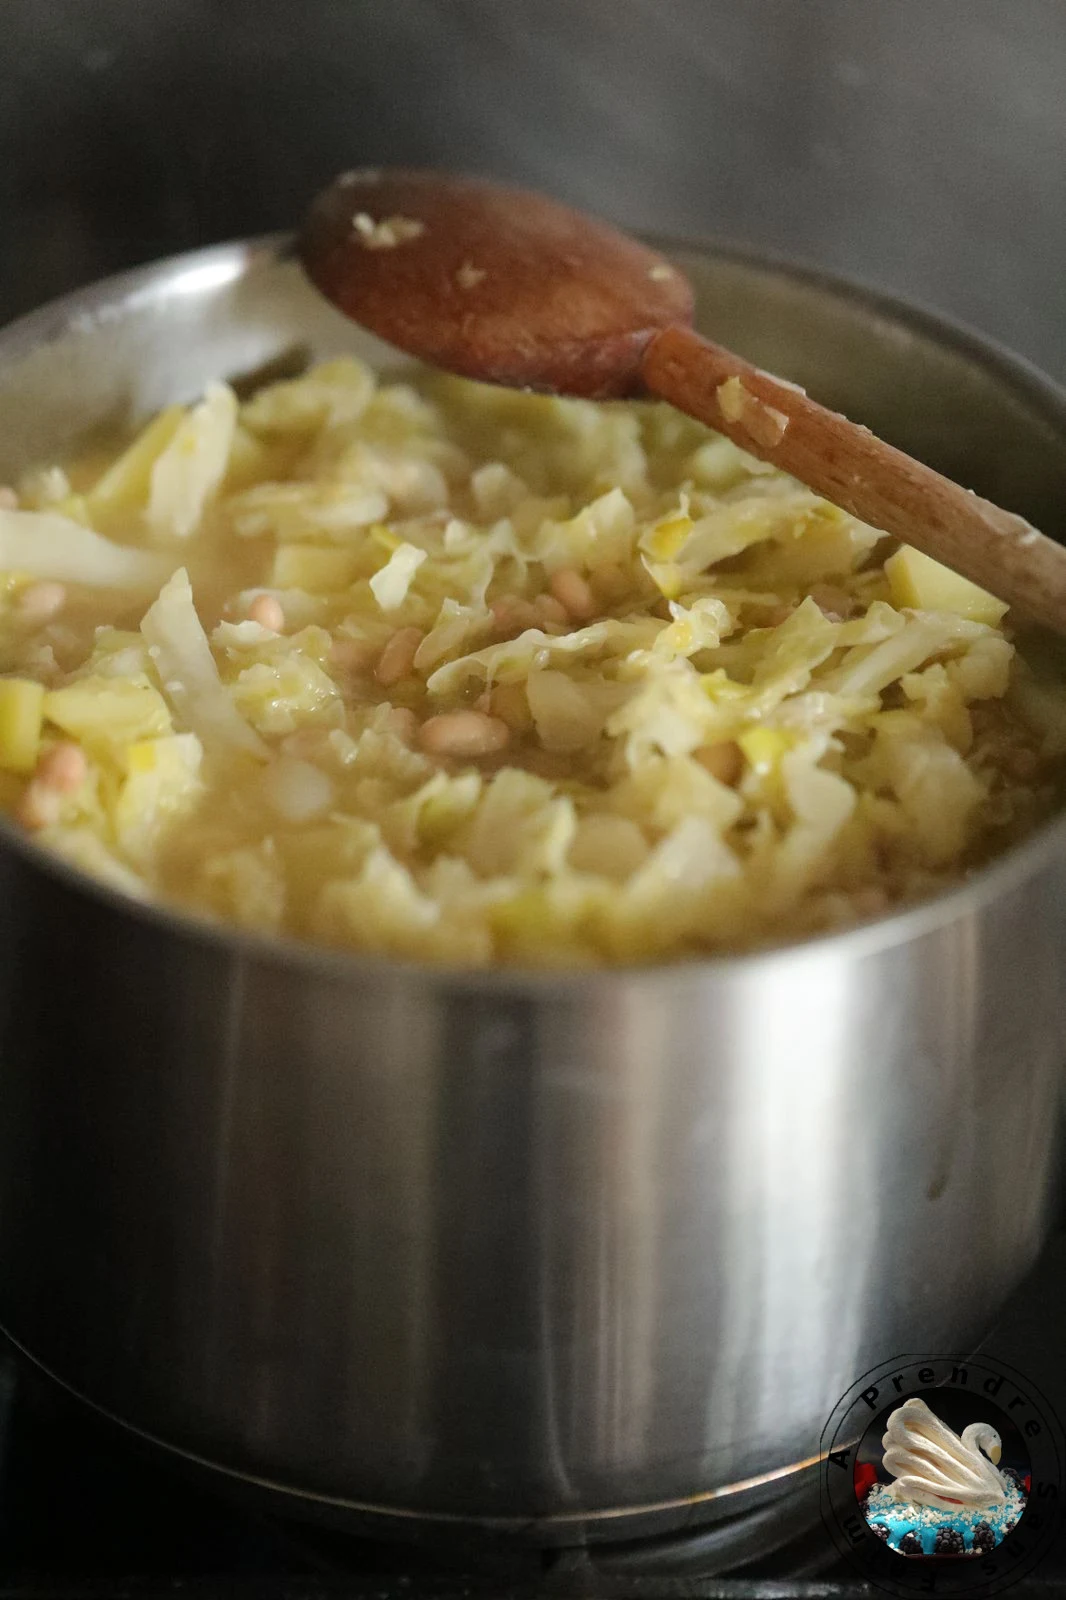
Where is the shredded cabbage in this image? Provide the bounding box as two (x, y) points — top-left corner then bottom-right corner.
(0, 510), (171, 589)
(147, 381), (237, 541)
(239, 358), (376, 435)
(113, 733), (204, 865)
(370, 541), (427, 610)
(141, 569), (267, 757)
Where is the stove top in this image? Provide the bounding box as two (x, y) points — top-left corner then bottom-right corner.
(4, 1231), (1066, 1598)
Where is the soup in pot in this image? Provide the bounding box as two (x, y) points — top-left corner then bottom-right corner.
(0, 357), (1063, 966)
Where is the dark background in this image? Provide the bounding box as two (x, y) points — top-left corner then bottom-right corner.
(1, 0), (1065, 376)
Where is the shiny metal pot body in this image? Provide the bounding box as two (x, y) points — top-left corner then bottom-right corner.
(0, 238), (1063, 1540)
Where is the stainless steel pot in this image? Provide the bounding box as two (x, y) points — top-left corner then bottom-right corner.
(0, 235), (1063, 1543)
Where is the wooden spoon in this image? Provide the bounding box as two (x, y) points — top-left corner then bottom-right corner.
(300, 168), (1066, 633)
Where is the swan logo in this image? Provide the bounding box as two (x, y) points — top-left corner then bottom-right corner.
(821, 1357), (1064, 1595)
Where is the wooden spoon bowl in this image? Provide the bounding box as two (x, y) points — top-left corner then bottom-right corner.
(302, 168), (693, 398)
(301, 168), (1066, 634)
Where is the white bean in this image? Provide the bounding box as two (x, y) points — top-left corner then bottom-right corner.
(36, 741), (88, 794)
(17, 581), (67, 626)
(418, 710), (510, 757)
(375, 626), (424, 687)
(16, 781), (62, 830)
(248, 594), (285, 632)
(549, 568), (596, 622)
(533, 592), (569, 628)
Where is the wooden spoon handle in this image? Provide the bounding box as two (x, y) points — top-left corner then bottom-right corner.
(643, 323), (1066, 632)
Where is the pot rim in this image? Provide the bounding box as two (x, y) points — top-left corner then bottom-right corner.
(2, 229), (1065, 995)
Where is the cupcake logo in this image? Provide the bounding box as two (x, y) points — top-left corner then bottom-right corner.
(863, 1396), (1026, 1557)
(821, 1357), (1063, 1595)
